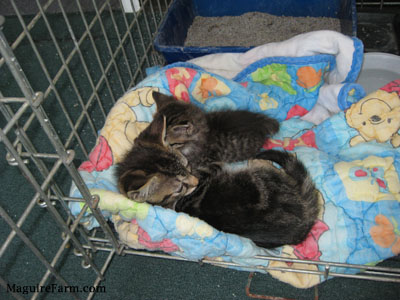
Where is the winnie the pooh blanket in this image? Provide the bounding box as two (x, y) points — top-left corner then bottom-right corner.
(69, 31), (400, 288)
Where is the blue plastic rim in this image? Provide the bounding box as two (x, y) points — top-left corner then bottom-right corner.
(154, 0), (357, 63)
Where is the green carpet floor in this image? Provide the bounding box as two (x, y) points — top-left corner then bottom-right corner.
(1, 7), (400, 300)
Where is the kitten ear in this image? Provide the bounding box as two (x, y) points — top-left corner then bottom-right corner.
(161, 115), (168, 147)
(126, 190), (141, 201)
(120, 170), (161, 202)
(175, 149), (189, 168)
(118, 169), (147, 194)
(152, 91), (176, 110)
(145, 114), (168, 147)
(127, 175), (161, 203)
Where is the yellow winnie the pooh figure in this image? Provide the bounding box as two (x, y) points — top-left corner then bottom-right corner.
(346, 89), (400, 148)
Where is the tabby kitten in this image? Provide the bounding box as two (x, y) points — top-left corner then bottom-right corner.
(117, 90), (279, 204)
(151, 91), (280, 173)
(116, 114), (199, 208)
(116, 113), (319, 248)
(175, 149), (320, 249)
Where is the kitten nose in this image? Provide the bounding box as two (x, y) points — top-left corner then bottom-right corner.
(185, 174), (199, 187)
(184, 174), (199, 196)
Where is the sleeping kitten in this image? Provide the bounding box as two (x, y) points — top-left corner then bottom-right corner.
(117, 91), (278, 203)
(116, 113), (319, 248)
(174, 149), (320, 249)
(151, 91), (279, 173)
(116, 114), (199, 208)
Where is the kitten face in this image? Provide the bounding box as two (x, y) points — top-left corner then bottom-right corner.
(118, 168), (198, 207)
(152, 91), (208, 157)
(116, 114), (199, 207)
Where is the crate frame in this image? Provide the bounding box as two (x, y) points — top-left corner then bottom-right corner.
(0, 1), (400, 299)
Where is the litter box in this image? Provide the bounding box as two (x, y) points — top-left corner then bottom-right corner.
(356, 52), (400, 94)
(154, 0), (357, 63)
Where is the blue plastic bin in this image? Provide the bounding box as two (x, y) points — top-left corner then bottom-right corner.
(154, 0), (357, 63)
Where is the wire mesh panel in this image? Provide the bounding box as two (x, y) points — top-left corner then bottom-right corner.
(356, 0), (400, 54)
(357, 0), (400, 11)
(0, 1), (170, 299)
(1, 1), (400, 299)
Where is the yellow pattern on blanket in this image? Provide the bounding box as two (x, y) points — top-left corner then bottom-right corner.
(99, 87), (159, 163)
(334, 156), (400, 202)
(346, 90), (400, 147)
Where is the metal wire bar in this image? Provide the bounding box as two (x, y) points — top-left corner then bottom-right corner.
(35, 0), (99, 142)
(127, 35), (159, 86)
(61, 41), (133, 151)
(0, 126), (104, 279)
(357, 0), (400, 9)
(9, 0), (91, 158)
(0, 22), (116, 277)
(2, 96), (68, 209)
(0, 276), (34, 300)
(86, 249), (116, 300)
(81, 238), (400, 284)
(74, 0), (120, 101)
(104, 1), (135, 81)
(0, 0), (55, 68)
(254, 255), (400, 273)
(124, 0), (174, 87)
(0, 94), (64, 197)
(128, 1), (151, 68)
(155, 0), (163, 21)
(140, 0), (155, 40)
(66, 203), (99, 252)
(0, 205), (82, 300)
(15, 152), (61, 160)
(59, 0), (167, 151)
(0, 1), (171, 299)
(147, 0), (159, 30)
(33, 203), (97, 300)
(0, 96), (29, 103)
(90, 0), (127, 92)
(117, 0), (145, 79)
(2, 96), (63, 192)
(357, 0), (400, 5)
(164, 0), (169, 10)
(0, 97), (39, 161)
(0, 100), (30, 136)
(37, 0), (113, 106)
(0, 130), (57, 259)
(82, 235), (400, 282)
(56, 0), (108, 121)
(0, 93), (57, 178)
(5, 1), (398, 299)
(0, 96), (100, 263)
(0, 176), (38, 258)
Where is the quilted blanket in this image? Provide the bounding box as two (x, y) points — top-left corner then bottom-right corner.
(69, 31), (400, 288)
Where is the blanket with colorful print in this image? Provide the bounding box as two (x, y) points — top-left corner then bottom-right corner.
(69, 32), (400, 288)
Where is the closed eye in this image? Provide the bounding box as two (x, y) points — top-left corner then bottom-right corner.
(171, 183), (184, 197)
(172, 125), (189, 133)
(170, 143), (184, 148)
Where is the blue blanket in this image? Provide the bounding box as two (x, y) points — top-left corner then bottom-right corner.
(69, 54), (400, 288)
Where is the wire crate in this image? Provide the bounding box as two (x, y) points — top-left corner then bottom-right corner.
(357, 0), (400, 11)
(1, 1), (400, 300)
(0, 1), (169, 299)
